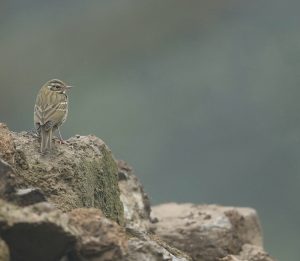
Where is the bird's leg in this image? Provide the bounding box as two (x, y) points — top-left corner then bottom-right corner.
(31, 124), (40, 137)
(57, 127), (66, 144)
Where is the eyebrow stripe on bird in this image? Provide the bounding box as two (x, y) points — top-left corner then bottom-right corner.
(50, 79), (64, 86)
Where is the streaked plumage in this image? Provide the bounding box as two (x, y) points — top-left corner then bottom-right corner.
(34, 79), (72, 153)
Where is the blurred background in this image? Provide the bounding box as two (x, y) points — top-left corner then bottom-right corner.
(0, 0), (299, 259)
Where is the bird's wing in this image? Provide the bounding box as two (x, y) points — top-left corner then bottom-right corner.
(34, 91), (68, 128)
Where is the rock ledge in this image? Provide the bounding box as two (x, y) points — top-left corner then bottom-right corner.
(0, 124), (276, 261)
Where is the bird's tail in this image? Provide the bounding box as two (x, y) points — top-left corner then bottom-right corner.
(40, 126), (53, 153)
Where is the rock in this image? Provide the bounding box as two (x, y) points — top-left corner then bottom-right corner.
(0, 158), (47, 206)
(221, 244), (276, 261)
(15, 187), (47, 206)
(0, 125), (124, 225)
(126, 233), (192, 261)
(152, 203), (263, 261)
(0, 123), (15, 164)
(0, 124), (277, 261)
(0, 238), (10, 261)
(0, 199), (76, 261)
(0, 199), (192, 261)
(0, 159), (16, 201)
(117, 160), (152, 231)
(238, 244), (276, 261)
(224, 209), (262, 247)
(220, 255), (244, 261)
(68, 208), (127, 261)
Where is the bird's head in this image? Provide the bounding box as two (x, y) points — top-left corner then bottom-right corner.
(47, 79), (72, 94)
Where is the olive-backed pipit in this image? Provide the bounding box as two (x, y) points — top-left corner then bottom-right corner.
(34, 79), (72, 153)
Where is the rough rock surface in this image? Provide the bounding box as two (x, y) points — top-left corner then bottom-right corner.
(126, 234), (191, 261)
(238, 244), (276, 261)
(152, 203), (267, 261)
(0, 123), (15, 164)
(15, 187), (47, 206)
(0, 123), (124, 224)
(0, 238), (10, 261)
(0, 197), (191, 261)
(0, 158), (16, 201)
(68, 208), (127, 261)
(0, 199), (76, 261)
(221, 244), (276, 261)
(0, 123), (277, 261)
(117, 160), (152, 231)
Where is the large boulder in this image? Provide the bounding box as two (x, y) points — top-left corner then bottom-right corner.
(0, 123), (124, 225)
(0, 199), (192, 261)
(152, 203), (269, 261)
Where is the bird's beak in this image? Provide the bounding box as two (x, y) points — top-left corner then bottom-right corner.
(66, 85), (73, 89)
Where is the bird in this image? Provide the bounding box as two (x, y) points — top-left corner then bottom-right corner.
(34, 79), (72, 153)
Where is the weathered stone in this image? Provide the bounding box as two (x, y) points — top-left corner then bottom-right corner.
(0, 124), (277, 261)
(1, 126), (124, 225)
(220, 255), (244, 261)
(238, 244), (276, 261)
(68, 208), (127, 261)
(152, 203), (263, 261)
(117, 160), (152, 231)
(0, 200), (76, 261)
(221, 244), (277, 261)
(0, 199), (193, 261)
(0, 123), (15, 164)
(0, 159), (16, 201)
(0, 238), (10, 261)
(126, 233), (191, 261)
(15, 187), (47, 206)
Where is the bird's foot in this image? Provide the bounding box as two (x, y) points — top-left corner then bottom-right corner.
(58, 139), (67, 145)
(53, 137), (67, 145)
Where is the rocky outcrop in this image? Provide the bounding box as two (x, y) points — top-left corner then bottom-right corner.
(152, 203), (274, 261)
(0, 123), (276, 261)
(117, 160), (152, 231)
(0, 123), (124, 225)
(0, 196), (191, 261)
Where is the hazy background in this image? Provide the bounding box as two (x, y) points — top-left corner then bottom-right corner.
(0, 1), (299, 260)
